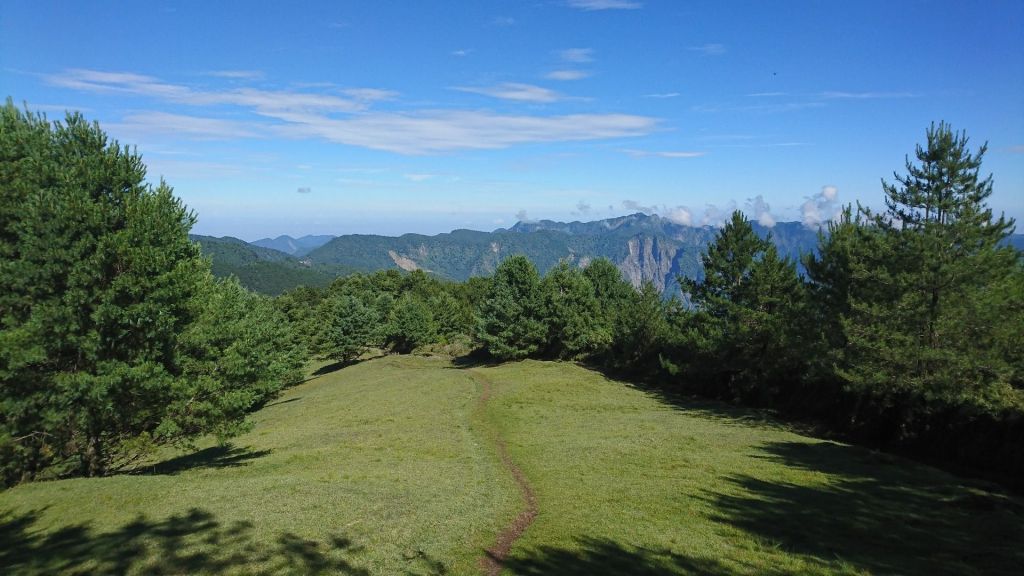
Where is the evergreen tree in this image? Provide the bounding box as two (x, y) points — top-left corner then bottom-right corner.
(1, 103), (203, 480)
(540, 262), (610, 359)
(477, 255), (547, 360)
(315, 293), (378, 364)
(384, 294), (437, 354)
(174, 277), (304, 445)
(608, 281), (668, 373)
(840, 123), (1021, 417)
(680, 211), (805, 403)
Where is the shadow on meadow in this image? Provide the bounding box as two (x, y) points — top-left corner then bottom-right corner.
(0, 506), (373, 576)
(131, 444), (272, 476)
(499, 535), (854, 576)
(699, 440), (1024, 576)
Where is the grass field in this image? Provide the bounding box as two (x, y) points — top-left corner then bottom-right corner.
(2, 356), (1022, 575)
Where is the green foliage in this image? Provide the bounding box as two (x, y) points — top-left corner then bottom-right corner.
(0, 103), (299, 485)
(607, 282), (669, 373)
(315, 293), (378, 364)
(836, 123), (1021, 421)
(540, 262), (611, 359)
(680, 211), (806, 403)
(174, 277), (304, 443)
(477, 255), (547, 360)
(384, 294), (437, 354)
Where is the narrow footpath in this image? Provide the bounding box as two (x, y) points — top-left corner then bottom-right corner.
(470, 370), (538, 576)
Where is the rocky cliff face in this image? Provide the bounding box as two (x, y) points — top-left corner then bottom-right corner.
(618, 235), (679, 292)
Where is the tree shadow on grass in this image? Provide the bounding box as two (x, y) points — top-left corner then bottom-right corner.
(498, 536), (844, 576)
(0, 507), (370, 575)
(132, 444), (272, 476)
(699, 440), (1024, 576)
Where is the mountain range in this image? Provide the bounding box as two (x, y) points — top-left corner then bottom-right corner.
(194, 213), (1024, 296)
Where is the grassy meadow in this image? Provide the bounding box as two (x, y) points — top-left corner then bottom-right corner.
(2, 356), (1022, 575)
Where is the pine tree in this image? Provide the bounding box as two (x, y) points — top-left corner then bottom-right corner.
(384, 294), (437, 354)
(840, 122), (1021, 414)
(0, 103), (206, 480)
(541, 262), (610, 359)
(680, 211), (805, 403)
(477, 255), (547, 360)
(316, 293), (378, 364)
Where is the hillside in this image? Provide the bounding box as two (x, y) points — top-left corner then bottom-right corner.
(199, 215), (1024, 296)
(305, 214), (823, 293)
(251, 234), (336, 257)
(190, 235), (345, 295)
(2, 357), (1020, 575)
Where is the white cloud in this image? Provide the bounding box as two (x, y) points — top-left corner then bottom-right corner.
(802, 185), (841, 228)
(342, 88), (399, 102)
(297, 187), (312, 194)
(575, 201), (593, 214)
(451, 49), (473, 57)
(747, 92), (786, 97)
(491, 16), (516, 26)
(546, 70), (591, 81)
(47, 69), (366, 113)
(622, 149), (705, 158)
(746, 195), (776, 227)
(204, 70), (264, 80)
(566, 0), (642, 10)
(404, 173), (436, 182)
(270, 109), (659, 154)
(688, 43), (726, 56)
(665, 206), (693, 226)
(453, 82), (563, 103)
(559, 48), (594, 63)
(821, 91), (915, 99)
(643, 92), (679, 99)
(111, 112), (263, 140)
(515, 209), (532, 222)
(48, 68), (659, 155)
(1009, 145), (1024, 153)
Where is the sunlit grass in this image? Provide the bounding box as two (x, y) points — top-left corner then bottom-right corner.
(2, 356), (1021, 575)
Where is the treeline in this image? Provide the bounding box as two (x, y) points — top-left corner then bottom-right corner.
(3, 103), (1021, 491)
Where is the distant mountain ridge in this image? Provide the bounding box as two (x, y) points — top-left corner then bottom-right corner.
(303, 213), (823, 294)
(251, 234), (335, 257)
(194, 214), (1024, 296)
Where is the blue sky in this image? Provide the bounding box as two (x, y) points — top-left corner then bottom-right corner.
(3, 0), (1022, 240)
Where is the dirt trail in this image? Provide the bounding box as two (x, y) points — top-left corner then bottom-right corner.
(471, 370), (538, 576)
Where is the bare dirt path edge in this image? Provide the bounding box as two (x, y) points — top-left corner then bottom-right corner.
(471, 369), (538, 576)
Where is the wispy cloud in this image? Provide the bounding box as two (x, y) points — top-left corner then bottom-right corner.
(622, 149), (705, 158)
(47, 69), (366, 113)
(559, 48), (594, 63)
(451, 48), (473, 57)
(643, 92), (679, 99)
(747, 92), (786, 97)
(49, 69), (659, 155)
(297, 187), (312, 194)
(821, 91), (915, 99)
(342, 88), (399, 102)
(566, 0), (642, 10)
(1009, 145), (1024, 153)
(111, 112), (263, 140)
(403, 173), (436, 182)
(270, 110), (658, 154)
(546, 70), (591, 81)
(204, 70), (264, 80)
(491, 16), (516, 26)
(688, 43), (726, 56)
(453, 82), (563, 103)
